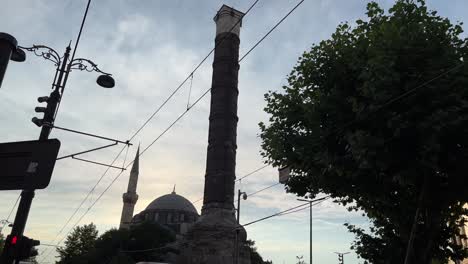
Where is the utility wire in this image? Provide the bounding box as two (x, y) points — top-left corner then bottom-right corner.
(41, 61), (464, 263)
(182, 164), (274, 211)
(42, 1), (463, 260)
(53, 0), (92, 120)
(1, 194), (20, 231)
(121, 196), (328, 254)
(42, 3), (263, 259)
(42, 164), (282, 260)
(247, 182), (281, 198)
(126, 0), (260, 142)
(239, 0), (305, 62)
(277, 196), (331, 216)
(62, 0), (302, 229)
(237, 164), (269, 182)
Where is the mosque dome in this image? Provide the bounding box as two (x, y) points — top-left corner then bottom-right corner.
(131, 189), (199, 236)
(146, 191), (198, 214)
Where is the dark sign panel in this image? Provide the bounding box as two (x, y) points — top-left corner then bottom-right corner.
(0, 139), (60, 190)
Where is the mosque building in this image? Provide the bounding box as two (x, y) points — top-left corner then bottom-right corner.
(119, 5), (251, 263)
(118, 147), (199, 239)
(131, 187), (199, 238)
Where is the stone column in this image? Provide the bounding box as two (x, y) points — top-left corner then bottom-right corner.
(176, 5), (250, 264)
(202, 4), (242, 214)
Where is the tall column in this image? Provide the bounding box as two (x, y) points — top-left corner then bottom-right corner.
(202, 4), (242, 214)
(119, 146), (139, 229)
(176, 5), (250, 264)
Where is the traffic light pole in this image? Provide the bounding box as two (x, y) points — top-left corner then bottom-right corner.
(1, 47), (70, 264)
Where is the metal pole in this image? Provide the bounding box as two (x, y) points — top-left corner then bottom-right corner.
(237, 189), (241, 224)
(235, 189), (241, 264)
(309, 201), (312, 264)
(404, 177), (428, 264)
(1, 46), (70, 264)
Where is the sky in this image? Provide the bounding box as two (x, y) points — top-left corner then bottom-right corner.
(0, 0), (467, 264)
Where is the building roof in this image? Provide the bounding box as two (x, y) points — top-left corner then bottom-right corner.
(145, 191), (198, 215)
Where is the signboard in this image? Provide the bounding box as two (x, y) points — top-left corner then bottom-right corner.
(278, 166), (290, 184)
(0, 139), (60, 190)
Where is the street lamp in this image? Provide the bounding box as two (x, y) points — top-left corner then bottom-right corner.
(0, 32), (26, 89)
(1, 42), (114, 264)
(334, 252), (350, 264)
(298, 198), (313, 264)
(235, 189), (248, 264)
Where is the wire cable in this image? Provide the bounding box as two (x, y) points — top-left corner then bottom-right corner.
(42, 3), (263, 259)
(239, 0), (305, 62)
(39, 0), (356, 254)
(237, 164), (269, 182)
(42, 1), (463, 259)
(1, 194), (20, 231)
(247, 182), (281, 198)
(277, 196), (331, 216)
(127, 0), (260, 142)
(121, 196), (328, 253)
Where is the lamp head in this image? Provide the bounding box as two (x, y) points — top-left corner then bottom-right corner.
(11, 48), (26, 62)
(96, 74), (115, 88)
(242, 193), (247, 200)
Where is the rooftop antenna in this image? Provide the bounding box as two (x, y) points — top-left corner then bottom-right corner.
(172, 184), (176, 194)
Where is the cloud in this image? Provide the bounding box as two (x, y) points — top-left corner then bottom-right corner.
(1, 1), (466, 264)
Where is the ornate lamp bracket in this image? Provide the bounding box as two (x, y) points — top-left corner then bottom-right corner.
(70, 58), (112, 76)
(19, 45), (61, 67)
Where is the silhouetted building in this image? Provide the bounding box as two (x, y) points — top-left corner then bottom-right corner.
(132, 188), (199, 238)
(120, 147), (140, 229)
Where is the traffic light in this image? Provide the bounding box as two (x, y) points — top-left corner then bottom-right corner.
(18, 236), (40, 260)
(1, 235), (40, 261)
(2, 235), (19, 259)
(31, 95), (49, 127)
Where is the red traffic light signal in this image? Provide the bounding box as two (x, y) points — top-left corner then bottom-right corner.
(10, 236), (17, 245)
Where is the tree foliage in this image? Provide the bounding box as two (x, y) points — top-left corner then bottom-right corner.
(259, 0), (468, 263)
(86, 221), (175, 263)
(0, 232), (4, 253)
(245, 239), (273, 264)
(56, 223), (98, 264)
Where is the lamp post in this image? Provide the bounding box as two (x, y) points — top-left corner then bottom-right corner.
(235, 189), (247, 264)
(0, 42), (114, 264)
(297, 198), (313, 264)
(0, 32), (25, 89)
(334, 252), (350, 264)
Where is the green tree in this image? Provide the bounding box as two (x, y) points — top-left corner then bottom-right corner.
(0, 232), (4, 253)
(88, 221), (175, 263)
(245, 239), (273, 264)
(56, 223), (98, 264)
(259, 1), (468, 263)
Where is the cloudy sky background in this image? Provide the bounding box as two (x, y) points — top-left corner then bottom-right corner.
(1, 0), (467, 263)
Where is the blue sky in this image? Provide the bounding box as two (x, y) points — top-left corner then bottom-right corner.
(1, 1), (467, 264)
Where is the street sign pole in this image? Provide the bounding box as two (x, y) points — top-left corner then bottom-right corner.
(1, 47), (70, 264)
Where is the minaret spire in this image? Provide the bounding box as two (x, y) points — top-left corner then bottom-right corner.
(119, 145), (140, 229)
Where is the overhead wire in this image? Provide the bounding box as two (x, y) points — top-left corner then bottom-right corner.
(41, 0), (465, 261)
(1, 194), (20, 232)
(38, 1), (263, 260)
(182, 164), (273, 211)
(57, 0), (304, 234)
(120, 196), (328, 254)
(44, 0), (262, 252)
(277, 196), (331, 217)
(42, 60), (465, 262)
